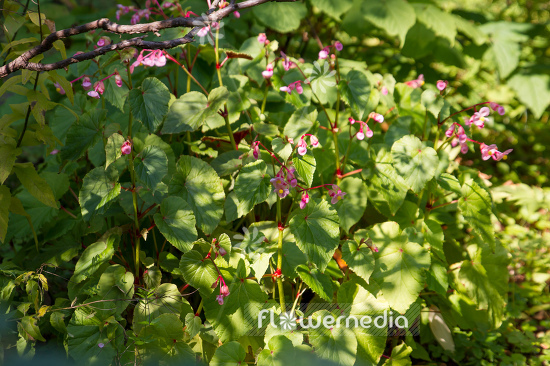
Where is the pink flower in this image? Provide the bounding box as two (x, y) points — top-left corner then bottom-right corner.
(480, 143), (512, 161)
(233, 11), (240, 18)
(87, 90), (100, 99)
(328, 184), (346, 204)
(365, 125), (373, 138)
(369, 112), (384, 123)
(252, 141), (260, 159)
(218, 247), (227, 256)
(131, 49), (166, 73)
(121, 140), (132, 155)
(334, 41), (343, 51)
(356, 127), (365, 141)
(50, 149), (59, 155)
(220, 284), (230, 297)
(318, 47), (329, 60)
(97, 36), (111, 47)
(262, 63), (274, 79)
(54, 82), (65, 95)
(445, 124), (455, 137)
(310, 135), (319, 147)
(287, 167), (297, 187)
(405, 74), (424, 88)
(258, 33), (267, 44)
(436, 80), (448, 91)
(470, 107), (490, 128)
(490, 102), (505, 115)
(300, 192), (309, 209)
(81, 77), (92, 90)
(280, 80), (302, 95)
(183, 10), (197, 18)
(163, 2), (174, 8)
(297, 138), (307, 156)
(114, 73), (123, 87)
(270, 176), (289, 198)
(348, 117), (356, 124)
(216, 295), (224, 305)
(280, 51), (293, 71)
(98, 343), (104, 348)
(381, 86), (388, 95)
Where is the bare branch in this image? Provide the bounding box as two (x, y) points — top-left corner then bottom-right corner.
(0, 0), (297, 78)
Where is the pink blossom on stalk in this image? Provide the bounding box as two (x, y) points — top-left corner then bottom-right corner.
(469, 106), (491, 128)
(490, 102), (505, 115)
(131, 49), (166, 73)
(81, 77), (92, 90)
(365, 125), (373, 138)
(328, 184), (346, 204)
(369, 112), (384, 123)
(121, 140), (132, 155)
(297, 138), (307, 156)
(258, 33), (267, 44)
(280, 51), (293, 71)
(233, 11), (240, 18)
(310, 135), (319, 147)
(54, 82), (65, 95)
(97, 36), (111, 47)
(405, 74), (424, 88)
(318, 47), (330, 60)
(356, 126), (365, 141)
(262, 63), (274, 79)
(381, 86), (389, 95)
(114, 73), (123, 87)
(252, 141), (260, 159)
(218, 247), (227, 256)
(220, 284), (230, 297)
(348, 117), (356, 124)
(480, 143), (512, 161)
(163, 2), (174, 8)
(334, 41), (343, 51)
(436, 80), (448, 91)
(445, 124), (455, 137)
(286, 167), (297, 187)
(216, 295), (224, 305)
(87, 90), (100, 99)
(300, 192), (309, 209)
(280, 80), (303, 95)
(270, 176), (290, 198)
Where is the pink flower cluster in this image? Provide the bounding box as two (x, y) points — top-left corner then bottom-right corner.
(54, 71), (122, 99)
(445, 102), (512, 160)
(270, 167), (297, 199)
(258, 33), (270, 46)
(280, 80), (303, 95)
(262, 63), (274, 79)
(130, 49), (167, 73)
(296, 134), (319, 155)
(213, 275), (230, 305)
(349, 112), (384, 140)
(116, 4), (151, 24)
(318, 41), (343, 60)
(121, 140), (132, 155)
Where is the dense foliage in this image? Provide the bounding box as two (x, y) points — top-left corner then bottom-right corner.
(1, 0), (549, 365)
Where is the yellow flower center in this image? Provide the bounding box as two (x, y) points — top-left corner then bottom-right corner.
(337, 196), (342, 200)
(278, 189), (283, 194)
(55, 88), (61, 93)
(479, 116), (486, 122)
(420, 80), (425, 86)
(488, 151), (493, 155)
(503, 155), (508, 160)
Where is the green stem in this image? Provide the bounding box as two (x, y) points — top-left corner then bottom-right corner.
(290, 281), (303, 316)
(186, 46), (191, 93)
(195, 299), (203, 316)
(261, 84), (268, 115)
(215, 28), (237, 150)
(276, 198), (285, 313)
(332, 130), (341, 184)
(127, 63), (141, 280)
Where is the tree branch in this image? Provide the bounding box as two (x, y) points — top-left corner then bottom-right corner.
(0, 0), (297, 78)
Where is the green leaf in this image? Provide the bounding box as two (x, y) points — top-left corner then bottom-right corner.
(292, 150), (316, 188)
(252, 2), (307, 33)
(20, 316), (46, 342)
(104, 133), (125, 169)
(129, 77), (170, 133)
(413, 4), (457, 46)
(66, 323), (117, 365)
(0, 185), (10, 243)
(272, 137), (293, 162)
(508, 73), (550, 119)
(384, 343), (412, 366)
(369, 222), (430, 313)
(313, 0), (353, 19)
(423, 220), (445, 262)
(258, 335), (297, 366)
(13, 163), (57, 208)
(162, 86), (228, 134)
(179, 250), (219, 295)
(283, 107), (317, 141)
(211, 150), (244, 177)
(71, 228), (121, 285)
(339, 70), (371, 120)
(391, 135), (439, 193)
(296, 265), (334, 301)
(437, 173), (461, 195)
(61, 109), (106, 161)
(210, 341), (246, 366)
(168, 156), (225, 235)
(366, 149), (409, 216)
(79, 164), (120, 221)
(458, 180), (495, 251)
(421, 89), (451, 120)
(309, 309), (358, 366)
(335, 177), (367, 233)
(0, 144), (20, 184)
(341, 239), (375, 284)
(203, 260), (268, 342)
(133, 283), (192, 335)
(234, 160), (271, 215)
(154, 196), (197, 252)
(104, 76), (129, 111)
(134, 145), (168, 190)
(362, 0), (416, 45)
(289, 199), (340, 271)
